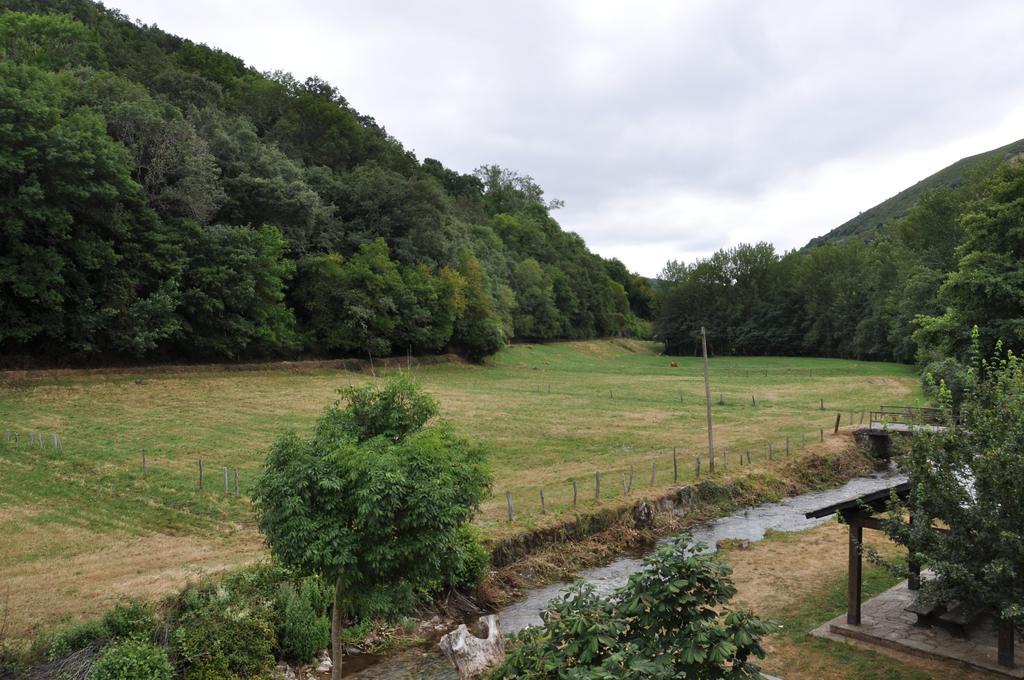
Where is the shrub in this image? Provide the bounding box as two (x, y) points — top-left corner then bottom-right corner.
(276, 579), (330, 663)
(443, 525), (490, 591)
(102, 598), (157, 640)
(48, 619), (109, 660)
(921, 357), (968, 410)
(89, 639), (172, 680)
(170, 572), (277, 679)
(492, 536), (773, 679)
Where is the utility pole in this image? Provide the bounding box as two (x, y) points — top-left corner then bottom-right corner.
(701, 326), (715, 473)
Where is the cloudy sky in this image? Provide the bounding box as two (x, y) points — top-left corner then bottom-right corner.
(111, 0), (1024, 276)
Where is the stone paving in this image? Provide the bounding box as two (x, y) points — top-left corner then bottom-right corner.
(812, 580), (1022, 678)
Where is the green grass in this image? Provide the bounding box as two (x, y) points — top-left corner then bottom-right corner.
(0, 340), (924, 547)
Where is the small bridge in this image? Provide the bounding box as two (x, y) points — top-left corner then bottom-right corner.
(857, 406), (949, 459)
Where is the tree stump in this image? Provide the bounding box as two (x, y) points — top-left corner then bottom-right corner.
(632, 499), (655, 528)
(439, 615), (505, 679)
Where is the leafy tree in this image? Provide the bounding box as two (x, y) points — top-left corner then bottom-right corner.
(881, 340), (1024, 644)
(253, 376), (491, 679)
(492, 537), (772, 679)
(452, 252), (505, 361)
(0, 10), (105, 70)
(175, 222), (297, 358)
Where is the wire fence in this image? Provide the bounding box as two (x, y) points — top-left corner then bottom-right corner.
(2, 405), (875, 517)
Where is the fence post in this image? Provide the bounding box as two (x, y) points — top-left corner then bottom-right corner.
(834, 413), (842, 434)
(751, 395), (756, 406)
(820, 428), (824, 442)
(820, 399), (824, 410)
(860, 410), (865, 424)
(506, 491), (514, 522)
(746, 450), (752, 465)
(650, 461), (656, 486)
(142, 449), (147, 478)
(768, 441), (773, 460)
(595, 471), (600, 499)
(801, 433), (806, 448)
(695, 457), (701, 478)
(223, 467), (228, 493)
(722, 447), (727, 466)
(672, 447), (678, 482)
(786, 437), (790, 454)
(198, 459), (204, 490)
(572, 479), (578, 508)
(234, 469), (240, 496)
(540, 489), (546, 514)
(622, 472), (628, 495)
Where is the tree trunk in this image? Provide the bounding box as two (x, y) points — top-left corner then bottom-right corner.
(332, 578), (344, 680)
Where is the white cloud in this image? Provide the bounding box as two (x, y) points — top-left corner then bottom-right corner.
(111, 0), (1024, 275)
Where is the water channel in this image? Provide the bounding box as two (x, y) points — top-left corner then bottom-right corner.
(347, 469), (906, 678)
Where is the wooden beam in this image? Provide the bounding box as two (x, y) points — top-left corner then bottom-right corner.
(999, 619), (1015, 668)
(848, 523), (863, 625)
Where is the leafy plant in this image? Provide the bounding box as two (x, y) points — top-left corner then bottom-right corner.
(491, 536), (773, 679)
(276, 579), (330, 663)
(89, 639), (172, 680)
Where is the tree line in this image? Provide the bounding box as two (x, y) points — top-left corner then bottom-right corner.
(655, 155), (1024, 369)
(0, 2), (654, 366)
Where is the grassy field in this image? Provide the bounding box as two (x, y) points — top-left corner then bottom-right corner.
(0, 339), (924, 637)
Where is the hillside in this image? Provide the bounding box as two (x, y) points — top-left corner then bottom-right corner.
(806, 135), (1024, 247)
(0, 0), (653, 367)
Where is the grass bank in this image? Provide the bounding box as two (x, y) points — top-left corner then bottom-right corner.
(0, 340), (922, 639)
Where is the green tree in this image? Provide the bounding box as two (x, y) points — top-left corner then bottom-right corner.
(252, 377), (491, 679)
(881, 341), (1024, 647)
(0, 10), (105, 70)
(492, 537), (772, 679)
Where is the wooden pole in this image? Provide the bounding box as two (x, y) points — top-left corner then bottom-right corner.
(751, 395), (756, 406)
(746, 450), (752, 465)
(848, 522), (863, 625)
(768, 442), (773, 460)
(142, 449), (147, 478)
(834, 413), (842, 434)
(622, 472), (628, 495)
(595, 471), (600, 499)
(820, 428), (824, 442)
(701, 326), (715, 473)
(820, 398), (824, 410)
(223, 467), (228, 493)
(234, 468), (240, 496)
(198, 459), (204, 490)
(539, 489), (545, 514)
(672, 447), (678, 483)
(572, 479), (577, 508)
(650, 461), (656, 486)
(998, 619), (1015, 668)
(785, 437), (790, 454)
(506, 491), (514, 522)
(628, 464), (634, 493)
(695, 457), (701, 478)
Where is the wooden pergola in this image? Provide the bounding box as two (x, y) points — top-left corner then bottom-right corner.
(805, 481), (1016, 669)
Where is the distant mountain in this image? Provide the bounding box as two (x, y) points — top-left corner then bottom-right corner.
(807, 136), (1024, 248)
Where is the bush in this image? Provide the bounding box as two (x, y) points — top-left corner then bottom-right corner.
(170, 571), (277, 679)
(102, 598), (157, 640)
(89, 639), (172, 680)
(276, 579), (330, 663)
(921, 357), (968, 410)
(48, 619), (109, 660)
(443, 525), (490, 591)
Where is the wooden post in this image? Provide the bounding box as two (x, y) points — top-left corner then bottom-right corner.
(820, 428), (824, 442)
(801, 432), (806, 448)
(848, 522), (863, 625)
(695, 457), (701, 478)
(572, 479), (578, 508)
(198, 459), (204, 490)
(650, 461), (656, 486)
(506, 491), (514, 522)
(701, 326), (715, 473)
(622, 472), (628, 495)
(672, 447), (678, 483)
(998, 619), (1015, 668)
(746, 450), (752, 465)
(223, 467), (228, 493)
(834, 413), (842, 434)
(785, 437), (790, 454)
(234, 468), (240, 496)
(628, 464), (634, 493)
(540, 489), (546, 514)
(595, 471), (600, 499)
(142, 449), (147, 478)
(820, 398), (824, 411)
(751, 395), (756, 406)
(768, 442), (773, 460)
(722, 447), (727, 466)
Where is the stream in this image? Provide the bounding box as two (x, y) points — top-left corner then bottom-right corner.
(347, 469), (906, 678)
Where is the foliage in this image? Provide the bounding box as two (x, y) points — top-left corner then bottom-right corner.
(48, 619), (110, 661)
(169, 570), (277, 679)
(0, 5), (651, 365)
(89, 639), (172, 680)
(882, 342), (1024, 632)
(441, 525), (491, 591)
(491, 537), (773, 679)
(253, 376), (492, 676)
(276, 579), (331, 663)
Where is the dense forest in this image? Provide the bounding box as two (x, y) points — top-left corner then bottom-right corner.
(0, 1), (654, 366)
(655, 151), (1024, 368)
